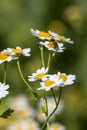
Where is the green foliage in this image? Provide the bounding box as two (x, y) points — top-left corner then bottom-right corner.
(0, 108), (14, 119)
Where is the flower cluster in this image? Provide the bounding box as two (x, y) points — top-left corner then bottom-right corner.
(28, 29), (76, 91)
(28, 67), (75, 91)
(0, 28), (76, 130)
(0, 46), (31, 64)
(30, 29), (73, 52)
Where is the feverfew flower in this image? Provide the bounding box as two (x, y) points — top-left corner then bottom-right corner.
(30, 29), (51, 40)
(7, 95), (35, 119)
(7, 120), (29, 130)
(57, 72), (76, 87)
(28, 67), (48, 82)
(0, 50), (14, 64)
(0, 82), (9, 99)
(7, 46), (31, 59)
(49, 30), (74, 44)
(7, 119), (40, 130)
(39, 41), (65, 52)
(8, 95), (30, 110)
(38, 75), (61, 91)
(50, 122), (66, 130)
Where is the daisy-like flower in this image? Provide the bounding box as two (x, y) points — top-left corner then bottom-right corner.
(39, 41), (65, 52)
(7, 95), (35, 120)
(30, 28), (51, 40)
(0, 50), (14, 64)
(7, 46), (31, 59)
(7, 119), (40, 130)
(0, 82), (9, 99)
(38, 75), (61, 91)
(7, 120), (29, 130)
(49, 30), (74, 44)
(28, 67), (48, 82)
(57, 72), (76, 87)
(50, 122), (66, 130)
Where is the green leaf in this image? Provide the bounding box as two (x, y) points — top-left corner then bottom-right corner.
(0, 108), (14, 119)
(40, 105), (46, 114)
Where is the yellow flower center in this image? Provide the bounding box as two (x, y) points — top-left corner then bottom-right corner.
(38, 31), (50, 38)
(58, 35), (66, 41)
(51, 124), (60, 130)
(0, 53), (9, 60)
(36, 73), (45, 79)
(12, 49), (22, 54)
(59, 74), (67, 82)
(44, 80), (55, 87)
(47, 42), (54, 48)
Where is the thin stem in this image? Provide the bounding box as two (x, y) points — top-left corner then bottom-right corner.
(43, 98), (49, 130)
(40, 46), (45, 67)
(17, 60), (32, 91)
(47, 52), (51, 69)
(41, 88), (62, 130)
(51, 88), (57, 105)
(3, 62), (7, 83)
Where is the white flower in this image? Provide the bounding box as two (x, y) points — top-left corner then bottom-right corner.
(57, 72), (76, 87)
(0, 82), (9, 99)
(8, 95), (30, 110)
(49, 30), (74, 44)
(50, 122), (66, 130)
(39, 41), (65, 52)
(7, 119), (40, 130)
(7, 46), (31, 59)
(38, 75), (61, 91)
(30, 28), (51, 40)
(7, 95), (35, 119)
(0, 50), (14, 64)
(28, 67), (48, 82)
(7, 120), (29, 130)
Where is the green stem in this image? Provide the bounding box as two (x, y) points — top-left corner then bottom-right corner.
(17, 60), (32, 91)
(3, 62), (7, 83)
(41, 88), (62, 130)
(43, 98), (49, 130)
(51, 88), (57, 105)
(40, 46), (45, 67)
(47, 52), (51, 69)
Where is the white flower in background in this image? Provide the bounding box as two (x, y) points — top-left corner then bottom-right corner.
(7, 120), (29, 130)
(0, 50), (14, 64)
(50, 122), (66, 130)
(0, 82), (9, 99)
(26, 119), (40, 130)
(8, 95), (29, 110)
(7, 46), (31, 58)
(39, 41), (65, 52)
(57, 72), (76, 87)
(38, 75), (61, 91)
(7, 95), (35, 119)
(30, 28), (51, 40)
(37, 97), (63, 122)
(49, 30), (74, 44)
(7, 119), (40, 130)
(28, 67), (48, 82)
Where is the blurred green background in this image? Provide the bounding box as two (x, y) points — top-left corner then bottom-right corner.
(0, 0), (87, 130)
